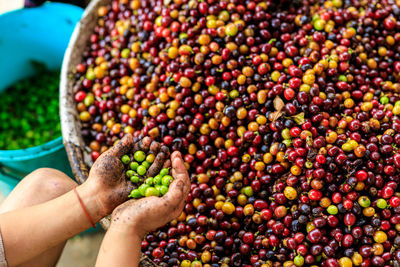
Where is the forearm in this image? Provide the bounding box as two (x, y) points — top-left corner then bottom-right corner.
(96, 225), (142, 267)
(0, 182), (104, 266)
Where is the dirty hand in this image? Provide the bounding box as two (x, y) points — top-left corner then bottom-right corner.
(109, 151), (190, 237)
(85, 134), (170, 216)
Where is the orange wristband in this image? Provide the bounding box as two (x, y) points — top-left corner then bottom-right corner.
(74, 187), (96, 228)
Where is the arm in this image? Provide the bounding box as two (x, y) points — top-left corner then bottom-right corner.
(0, 182), (104, 265)
(95, 225), (143, 267)
(96, 151), (190, 267)
(0, 135), (168, 266)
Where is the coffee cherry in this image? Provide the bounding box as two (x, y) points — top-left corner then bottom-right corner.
(75, 0), (400, 265)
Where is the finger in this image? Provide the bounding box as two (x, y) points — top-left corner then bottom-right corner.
(107, 133), (134, 158)
(162, 153), (190, 207)
(110, 198), (141, 222)
(160, 145), (170, 157)
(149, 141), (161, 155)
(161, 180), (185, 212)
(122, 180), (135, 199)
(174, 200), (186, 218)
(165, 198), (186, 222)
(133, 136), (152, 153)
(146, 152), (167, 177)
(163, 159), (171, 169)
(170, 151), (191, 196)
(92, 154), (124, 174)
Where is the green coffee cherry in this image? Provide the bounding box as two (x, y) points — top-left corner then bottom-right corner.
(134, 151), (146, 162)
(130, 189), (142, 199)
(145, 187), (159, 197)
(142, 161), (151, 169)
(145, 177), (154, 185)
(0, 67), (61, 150)
(137, 165), (147, 176)
(159, 168), (170, 177)
(294, 255), (304, 266)
(138, 184), (150, 196)
(130, 161), (139, 171)
(130, 175), (140, 183)
(327, 205), (338, 215)
(153, 175), (162, 185)
(162, 175), (173, 186)
(243, 186), (253, 197)
(160, 185), (169, 196)
(121, 155), (130, 164)
(124, 151), (174, 199)
(126, 170), (134, 178)
(377, 199), (387, 209)
(380, 96), (389, 104)
(358, 196), (371, 208)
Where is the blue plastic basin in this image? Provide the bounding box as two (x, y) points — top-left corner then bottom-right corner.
(0, 3), (83, 189)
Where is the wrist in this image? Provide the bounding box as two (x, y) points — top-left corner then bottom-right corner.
(83, 175), (126, 216)
(109, 215), (145, 239)
(76, 182), (108, 222)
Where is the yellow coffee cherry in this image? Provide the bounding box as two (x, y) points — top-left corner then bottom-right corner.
(373, 231), (387, 244)
(284, 186), (297, 200)
(339, 257), (353, 267)
(351, 253), (363, 266)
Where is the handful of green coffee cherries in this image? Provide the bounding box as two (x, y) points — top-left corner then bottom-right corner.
(121, 151), (173, 199)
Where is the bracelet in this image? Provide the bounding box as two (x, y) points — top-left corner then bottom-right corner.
(74, 187), (96, 228)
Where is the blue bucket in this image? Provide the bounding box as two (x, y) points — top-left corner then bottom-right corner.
(0, 3), (83, 192)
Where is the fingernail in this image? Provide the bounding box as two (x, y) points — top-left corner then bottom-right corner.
(176, 180), (184, 189)
(161, 146), (169, 154)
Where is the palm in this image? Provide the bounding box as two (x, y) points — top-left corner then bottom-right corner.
(110, 152), (190, 237)
(87, 134), (170, 215)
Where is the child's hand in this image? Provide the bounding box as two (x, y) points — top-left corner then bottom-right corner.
(109, 151), (190, 237)
(85, 134), (170, 216)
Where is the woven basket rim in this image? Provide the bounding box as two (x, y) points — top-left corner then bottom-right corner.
(60, 1), (157, 265)
(60, 0), (105, 184)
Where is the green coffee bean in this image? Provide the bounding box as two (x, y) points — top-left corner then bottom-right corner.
(159, 168), (170, 177)
(142, 161), (151, 169)
(130, 175), (140, 183)
(130, 161), (139, 171)
(145, 177), (154, 185)
(138, 184), (150, 196)
(130, 189), (142, 199)
(126, 170), (134, 178)
(137, 165), (147, 176)
(153, 175), (162, 185)
(145, 187), (159, 197)
(134, 151), (146, 162)
(162, 175), (173, 186)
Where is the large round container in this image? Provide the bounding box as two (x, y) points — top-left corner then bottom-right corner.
(0, 3), (83, 184)
(60, 0), (157, 264)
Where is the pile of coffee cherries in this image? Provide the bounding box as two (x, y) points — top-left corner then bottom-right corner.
(121, 152), (173, 198)
(72, 0), (400, 266)
(0, 66), (61, 150)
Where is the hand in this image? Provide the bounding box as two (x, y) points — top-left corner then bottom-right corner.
(84, 134), (170, 216)
(109, 151), (190, 238)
